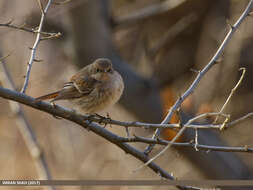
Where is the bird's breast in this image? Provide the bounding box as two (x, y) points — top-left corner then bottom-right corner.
(71, 72), (124, 114)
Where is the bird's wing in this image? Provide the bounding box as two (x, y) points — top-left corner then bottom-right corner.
(70, 74), (100, 95)
(35, 83), (82, 102)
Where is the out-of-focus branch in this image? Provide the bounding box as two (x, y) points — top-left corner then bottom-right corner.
(144, 0), (253, 155)
(148, 13), (197, 57)
(113, 0), (186, 26)
(0, 60), (55, 190)
(21, 0), (53, 93)
(0, 87), (203, 190)
(52, 0), (73, 5)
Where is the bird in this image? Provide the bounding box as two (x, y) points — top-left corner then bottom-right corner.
(35, 58), (124, 114)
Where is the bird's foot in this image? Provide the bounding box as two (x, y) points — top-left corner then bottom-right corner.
(50, 101), (62, 119)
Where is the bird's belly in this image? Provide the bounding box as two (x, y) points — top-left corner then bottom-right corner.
(70, 84), (123, 114)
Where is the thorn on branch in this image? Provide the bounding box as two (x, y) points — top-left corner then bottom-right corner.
(190, 68), (200, 74)
(194, 128), (199, 151)
(157, 137), (163, 143)
(214, 56), (223, 64)
(178, 95), (183, 101)
(40, 32), (62, 41)
(247, 12), (253, 16)
(34, 59), (43, 62)
(52, 0), (73, 5)
(220, 116), (230, 131)
(49, 101), (62, 119)
(3, 19), (13, 25)
(125, 126), (130, 137)
(226, 19), (235, 30)
(176, 108), (183, 128)
(0, 53), (12, 62)
(17, 22), (27, 29)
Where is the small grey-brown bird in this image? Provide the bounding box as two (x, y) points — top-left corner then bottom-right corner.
(35, 58), (124, 114)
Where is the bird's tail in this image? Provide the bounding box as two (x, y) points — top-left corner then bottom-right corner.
(35, 91), (60, 102)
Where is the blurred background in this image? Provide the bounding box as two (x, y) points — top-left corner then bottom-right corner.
(0, 0), (253, 189)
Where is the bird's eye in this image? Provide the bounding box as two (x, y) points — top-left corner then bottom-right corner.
(96, 68), (100, 72)
(107, 68), (112, 73)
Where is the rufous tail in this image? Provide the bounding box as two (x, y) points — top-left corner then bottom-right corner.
(35, 91), (60, 101)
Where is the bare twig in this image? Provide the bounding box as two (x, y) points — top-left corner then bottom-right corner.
(228, 112), (253, 127)
(0, 60), (55, 190)
(0, 86), (202, 190)
(0, 20), (60, 37)
(135, 112), (228, 171)
(120, 136), (253, 153)
(21, 0), (53, 93)
(214, 68), (246, 124)
(64, 111), (252, 130)
(36, 0), (44, 14)
(40, 32), (61, 40)
(144, 0), (253, 155)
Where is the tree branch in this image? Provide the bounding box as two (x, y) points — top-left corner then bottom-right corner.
(113, 0), (186, 26)
(81, 112), (253, 130)
(120, 136), (253, 153)
(214, 68), (246, 125)
(0, 86), (203, 190)
(144, 0), (253, 155)
(21, 0), (53, 93)
(0, 60), (55, 190)
(0, 20), (61, 38)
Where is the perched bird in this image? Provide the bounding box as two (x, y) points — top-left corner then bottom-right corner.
(35, 58), (124, 114)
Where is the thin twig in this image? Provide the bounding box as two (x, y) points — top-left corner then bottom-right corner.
(214, 68), (246, 124)
(63, 111), (252, 130)
(0, 20), (60, 37)
(135, 112), (227, 171)
(228, 112), (253, 127)
(0, 60), (55, 190)
(21, 0), (53, 93)
(120, 136), (253, 153)
(144, 0), (253, 155)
